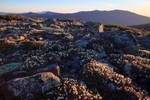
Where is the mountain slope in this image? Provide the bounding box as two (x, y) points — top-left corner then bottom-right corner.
(48, 10), (150, 25)
(130, 23), (150, 31)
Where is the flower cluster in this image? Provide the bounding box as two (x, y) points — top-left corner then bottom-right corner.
(109, 54), (150, 79)
(45, 78), (102, 100)
(21, 56), (47, 70)
(139, 49), (150, 59)
(81, 59), (148, 100)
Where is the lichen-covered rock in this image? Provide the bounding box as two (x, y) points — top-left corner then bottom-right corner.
(44, 18), (57, 27)
(1, 72), (60, 100)
(99, 32), (138, 54)
(0, 17), (150, 100)
(86, 39), (114, 54)
(36, 63), (60, 76)
(86, 21), (104, 32)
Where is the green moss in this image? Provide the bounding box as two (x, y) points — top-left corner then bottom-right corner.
(123, 64), (131, 76)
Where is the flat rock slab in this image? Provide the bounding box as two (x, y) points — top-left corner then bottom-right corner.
(0, 62), (23, 75)
(1, 72), (60, 100)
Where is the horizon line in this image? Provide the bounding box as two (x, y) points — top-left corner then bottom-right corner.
(0, 9), (150, 17)
(0, 9), (132, 14)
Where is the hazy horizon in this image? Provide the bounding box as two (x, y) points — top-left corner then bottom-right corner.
(0, 0), (150, 17)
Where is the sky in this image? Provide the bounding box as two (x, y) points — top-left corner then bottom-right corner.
(0, 0), (150, 17)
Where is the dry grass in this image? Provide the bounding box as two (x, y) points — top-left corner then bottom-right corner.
(104, 24), (150, 36)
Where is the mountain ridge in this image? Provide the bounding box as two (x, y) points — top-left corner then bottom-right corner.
(1, 10), (150, 25)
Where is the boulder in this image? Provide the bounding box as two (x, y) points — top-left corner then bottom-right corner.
(1, 72), (60, 100)
(99, 32), (138, 54)
(86, 21), (104, 32)
(0, 62), (23, 76)
(36, 63), (60, 76)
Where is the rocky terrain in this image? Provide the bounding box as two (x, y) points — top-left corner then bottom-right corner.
(0, 15), (150, 100)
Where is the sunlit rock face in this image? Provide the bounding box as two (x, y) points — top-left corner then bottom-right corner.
(0, 15), (150, 100)
(99, 24), (104, 32)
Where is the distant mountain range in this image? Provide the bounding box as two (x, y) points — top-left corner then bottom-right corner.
(19, 11), (61, 18)
(1, 10), (150, 26)
(0, 12), (6, 15)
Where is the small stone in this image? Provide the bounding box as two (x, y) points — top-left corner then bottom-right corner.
(19, 36), (25, 41)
